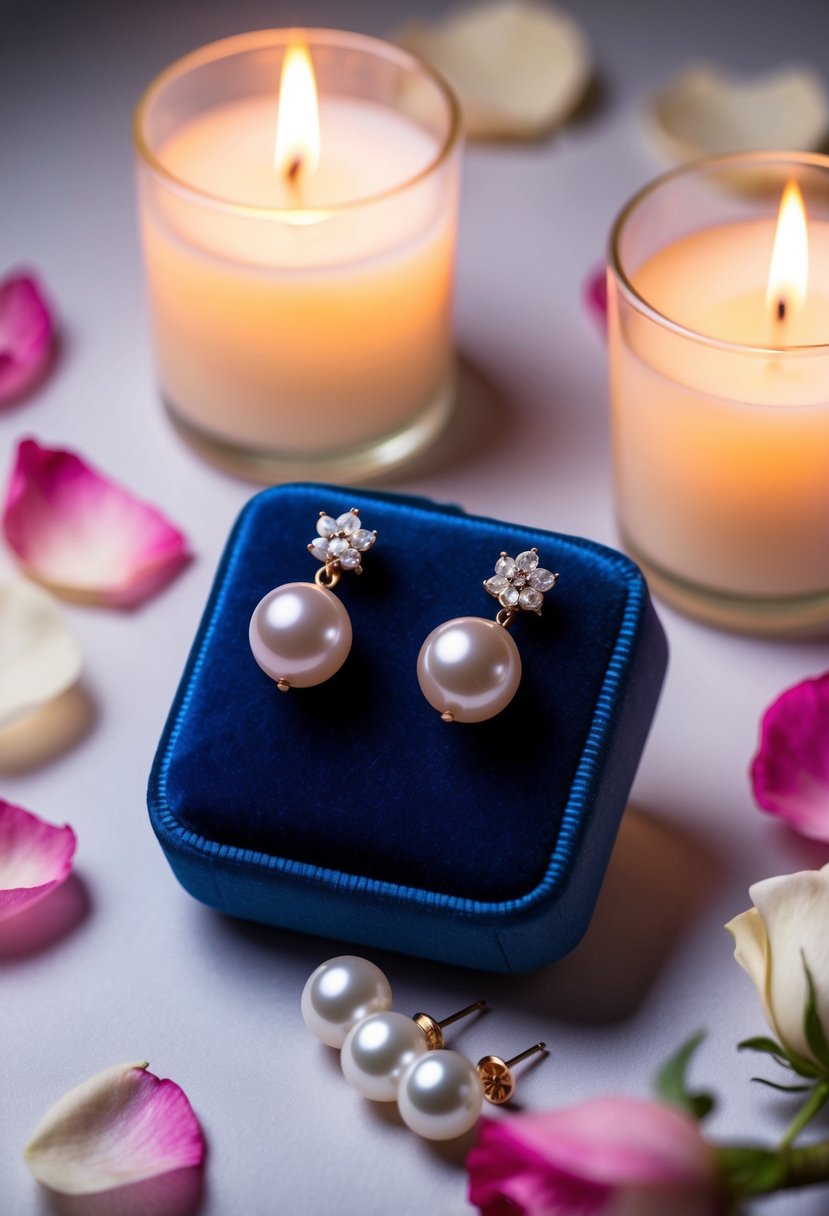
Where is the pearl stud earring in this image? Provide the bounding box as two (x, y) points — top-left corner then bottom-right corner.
(249, 509), (377, 691)
(397, 1042), (547, 1140)
(301, 956), (393, 1049)
(417, 548), (558, 723)
(341, 999), (486, 1102)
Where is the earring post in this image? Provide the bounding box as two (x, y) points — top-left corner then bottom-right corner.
(437, 999), (487, 1028)
(505, 1043), (547, 1068)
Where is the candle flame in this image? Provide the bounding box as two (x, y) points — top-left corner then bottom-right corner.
(274, 43), (320, 185)
(766, 180), (808, 323)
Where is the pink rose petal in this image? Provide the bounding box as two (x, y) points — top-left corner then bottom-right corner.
(0, 799), (76, 922)
(0, 273), (54, 403)
(25, 1061), (205, 1195)
(584, 266), (608, 334)
(468, 1099), (719, 1216)
(752, 670), (829, 843)
(3, 439), (189, 607)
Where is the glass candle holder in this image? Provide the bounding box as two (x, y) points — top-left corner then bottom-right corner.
(609, 152), (829, 635)
(134, 30), (461, 482)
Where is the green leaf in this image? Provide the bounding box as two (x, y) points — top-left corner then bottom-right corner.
(738, 1036), (792, 1067)
(718, 1146), (788, 1197)
(751, 1077), (812, 1093)
(654, 1031), (715, 1121)
(802, 954), (829, 1073)
(737, 1035), (821, 1078)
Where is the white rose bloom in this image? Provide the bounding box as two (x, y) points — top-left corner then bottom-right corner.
(726, 864), (829, 1071)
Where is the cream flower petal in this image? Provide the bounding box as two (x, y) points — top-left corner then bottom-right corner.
(0, 579), (82, 729)
(0, 800), (76, 922)
(400, 0), (592, 140)
(25, 1062), (205, 1195)
(648, 63), (829, 162)
(725, 907), (779, 1041)
(749, 866), (829, 1064)
(3, 439), (189, 608)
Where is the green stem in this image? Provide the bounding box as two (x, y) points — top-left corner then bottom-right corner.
(777, 1139), (829, 1192)
(781, 1082), (829, 1150)
(720, 1137), (829, 1198)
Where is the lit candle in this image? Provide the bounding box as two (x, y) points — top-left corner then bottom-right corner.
(608, 153), (829, 634)
(134, 31), (461, 481)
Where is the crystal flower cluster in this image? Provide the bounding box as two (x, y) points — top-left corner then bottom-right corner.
(308, 510), (377, 573)
(484, 549), (558, 614)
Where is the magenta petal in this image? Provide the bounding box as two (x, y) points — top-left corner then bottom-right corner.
(752, 671), (829, 842)
(0, 799), (76, 922)
(468, 1101), (717, 1216)
(0, 273), (54, 404)
(25, 1062), (205, 1195)
(2, 438), (190, 607)
(584, 266), (608, 334)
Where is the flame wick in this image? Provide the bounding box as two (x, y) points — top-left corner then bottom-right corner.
(274, 43), (320, 191)
(766, 180), (808, 329)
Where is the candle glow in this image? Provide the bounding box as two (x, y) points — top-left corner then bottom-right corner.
(135, 29), (460, 479)
(274, 43), (320, 184)
(766, 180), (809, 326)
(609, 155), (829, 633)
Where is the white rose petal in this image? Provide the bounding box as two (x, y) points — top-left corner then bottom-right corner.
(647, 63), (829, 163)
(0, 580), (82, 730)
(400, 0), (592, 141)
(727, 864), (829, 1067)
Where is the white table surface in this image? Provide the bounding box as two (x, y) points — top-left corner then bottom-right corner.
(3, 1), (829, 1212)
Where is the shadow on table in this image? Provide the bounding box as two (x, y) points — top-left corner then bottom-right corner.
(214, 804), (717, 1029)
(0, 874), (91, 962)
(370, 353), (513, 485)
(483, 805), (719, 1024)
(0, 683), (98, 775)
(37, 1167), (205, 1216)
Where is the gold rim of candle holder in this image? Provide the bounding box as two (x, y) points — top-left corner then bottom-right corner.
(133, 28), (462, 215)
(609, 150), (829, 358)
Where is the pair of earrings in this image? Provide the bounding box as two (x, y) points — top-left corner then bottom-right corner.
(301, 955), (547, 1141)
(249, 508), (559, 723)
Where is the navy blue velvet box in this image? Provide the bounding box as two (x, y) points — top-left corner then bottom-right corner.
(148, 483), (668, 972)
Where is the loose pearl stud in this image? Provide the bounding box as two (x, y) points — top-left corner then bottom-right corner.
(341, 999), (486, 1102)
(417, 549), (558, 723)
(301, 956), (392, 1048)
(397, 1042), (547, 1140)
(249, 508), (377, 691)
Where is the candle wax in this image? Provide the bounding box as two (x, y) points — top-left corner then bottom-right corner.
(161, 96), (437, 211)
(611, 218), (829, 598)
(139, 95), (456, 452)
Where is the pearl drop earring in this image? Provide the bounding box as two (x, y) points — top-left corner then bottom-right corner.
(341, 999), (486, 1102)
(249, 509), (377, 691)
(417, 548), (558, 723)
(397, 1042), (548, 1140)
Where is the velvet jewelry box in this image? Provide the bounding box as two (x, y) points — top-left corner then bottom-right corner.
(148, 483), (668, 973)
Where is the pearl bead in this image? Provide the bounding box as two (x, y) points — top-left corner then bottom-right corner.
(301, 956), (392, 1049)
(417, 616), (522, 723)
(341, 1011), (428, 1101)
(397, 1050), (483, 1140)
(249, 581), (352, 689)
